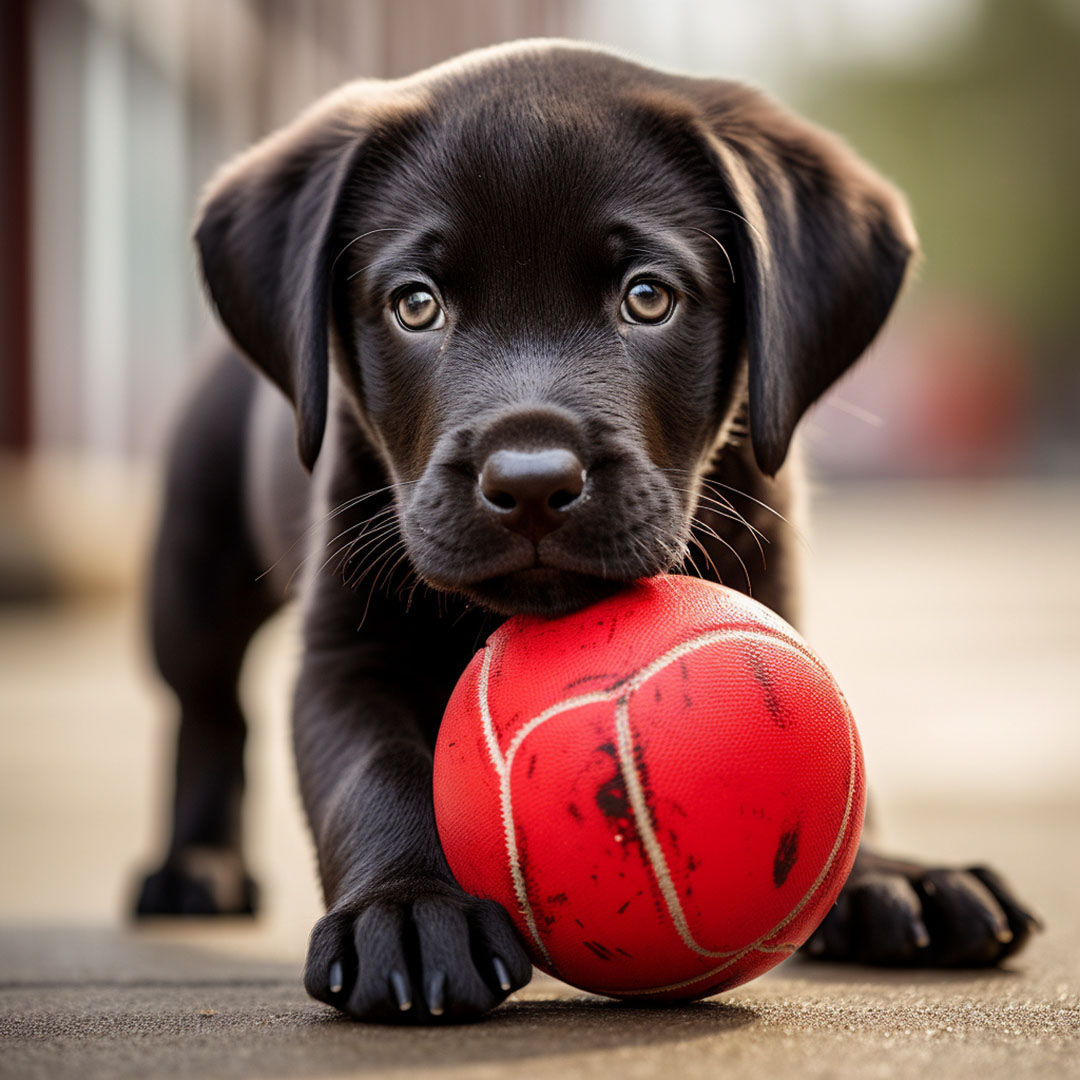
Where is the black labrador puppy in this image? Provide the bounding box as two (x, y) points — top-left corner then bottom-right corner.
(135, 41), (1041, 1022)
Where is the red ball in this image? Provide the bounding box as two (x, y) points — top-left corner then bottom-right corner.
(433, 574), (865, 1000)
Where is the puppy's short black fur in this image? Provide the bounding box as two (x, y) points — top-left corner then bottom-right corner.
(135, 41), (1041, 1022)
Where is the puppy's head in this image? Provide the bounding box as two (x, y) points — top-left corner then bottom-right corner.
(196, 42), (915, 616)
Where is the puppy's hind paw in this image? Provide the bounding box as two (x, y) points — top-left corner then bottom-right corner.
(133, 849), (258, 917)
(801, 851), (1043, 968)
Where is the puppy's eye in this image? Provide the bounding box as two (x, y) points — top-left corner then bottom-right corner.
(394, 288), (445, 331)
(621, 280), (674, 324)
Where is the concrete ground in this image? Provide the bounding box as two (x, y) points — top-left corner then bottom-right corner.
(1, 479), (1078, 1078)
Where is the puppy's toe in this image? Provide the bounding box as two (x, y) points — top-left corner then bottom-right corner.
(804, 872), (929, 964)
(966, 864), (1044, 961)
(917, 866), (1043, 967)
(854, 872), (930, 964)
(304, 888), (531, 1024)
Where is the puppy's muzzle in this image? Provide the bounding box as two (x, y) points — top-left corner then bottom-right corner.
(478, 447), (586, 542)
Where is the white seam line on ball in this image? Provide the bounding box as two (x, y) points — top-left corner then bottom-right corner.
(500, 689), (613, 968)
(500, 629), (789, 774)
(498, 628), (816, 965)
(484, 623), (855, 989)
(615, 695), (739, 958)
(478, 648), (505, 772)
(609, 700), (859, 996)
(477, 646), (551, 964)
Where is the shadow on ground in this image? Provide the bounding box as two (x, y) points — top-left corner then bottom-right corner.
(781, 954), (1031, 987)
(0, 926), (755, 1080)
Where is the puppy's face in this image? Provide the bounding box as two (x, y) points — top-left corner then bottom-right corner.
(332, 93), (742, 615)
(195, 42), (915, 617)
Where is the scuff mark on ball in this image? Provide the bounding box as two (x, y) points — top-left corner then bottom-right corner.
(773, 822), (801, 887)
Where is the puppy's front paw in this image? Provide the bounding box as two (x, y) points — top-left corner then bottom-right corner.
(304, 885), (532, 1023)
(802, 852), (1043, 968)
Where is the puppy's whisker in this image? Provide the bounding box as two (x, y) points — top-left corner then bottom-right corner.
(684, 534), (720, 584)
(347, 533), (406, 591)
(823, 395), (884, 427)
(694, 499), (767, 569)
(370, 536), (411, 591)
(403, 573), (428, 613)
(624, 531), (662, 575)
(321, 513), (401, 583)
(686, 226), (735, 284)
(706, 205), (766, 246)
(286, 513), (391, 593)
(698, 476), (788, 524)
(391, 563), (422, 607)
(697, 500), (769, 550)
(378, 548), (413, 596)
(320, 515), (400, 587)
(702, 478), (810, 551)
(333, 504), (399, 551)
(324, 504), (397, 556)
(348, 546), (400, 610)
(356, 554), (401, 630)
(687, 481), (753, 526)
(691, 516), (756, 573)
(691, 517), (752, 594)
(681, 543), (704, 581)
(662, 479), (769, 566)
(693, 533), (726, 584)
(345, 262), (376, 283)
(329, 227), (409, 280)
(255, 482), (411, 582)
(687, 519), (728, 573)
(335, 533), (399, 588)
(322, 480), (415, 523)
(670, 484), (770, 547)
(654, 524), (691, 576)
(341, 527), (403, 587)
(354, 539), (411, 627)
(398, 559), (438, 614)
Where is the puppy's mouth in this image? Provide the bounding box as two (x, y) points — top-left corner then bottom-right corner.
(398, 449), (688, 617)
(404, 515), (686, 617)
(460, 565), (625, 617)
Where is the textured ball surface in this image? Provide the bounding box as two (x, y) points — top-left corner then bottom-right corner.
(433, 575), (865, 1000)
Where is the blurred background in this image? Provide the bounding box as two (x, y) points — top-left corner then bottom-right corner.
(0, 0), (1077, 939)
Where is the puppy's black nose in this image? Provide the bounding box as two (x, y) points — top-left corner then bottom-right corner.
(479, 448), (586, 541)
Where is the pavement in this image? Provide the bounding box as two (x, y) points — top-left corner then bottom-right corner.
(1, 479), (1079, 1078)
(2, 799), (1079, 1080)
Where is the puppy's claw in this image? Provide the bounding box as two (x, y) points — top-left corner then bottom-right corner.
(328, 960), (344, 996)
(1023, 908), (1046, 934)
(492, 954), (512, 992)
(967, 865), (1046, 937)
(912, 918), (931, 949)
(425, 970), (446, 1017)
(390, 969), (412, 1011)
(974, 897), (1013, 946)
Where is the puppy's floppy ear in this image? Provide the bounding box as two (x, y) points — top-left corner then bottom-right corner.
(696, 85), (917, 476)
(194, 87), (377, 471)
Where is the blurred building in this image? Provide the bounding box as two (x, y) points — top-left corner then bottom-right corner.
(0, 0), (1078, 595)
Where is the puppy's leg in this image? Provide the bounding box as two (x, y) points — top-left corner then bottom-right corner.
(294, 576), (531, 1024)
(135, 355), (274, 916)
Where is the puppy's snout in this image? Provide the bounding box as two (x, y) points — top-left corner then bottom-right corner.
(478, 448), (586, 541)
